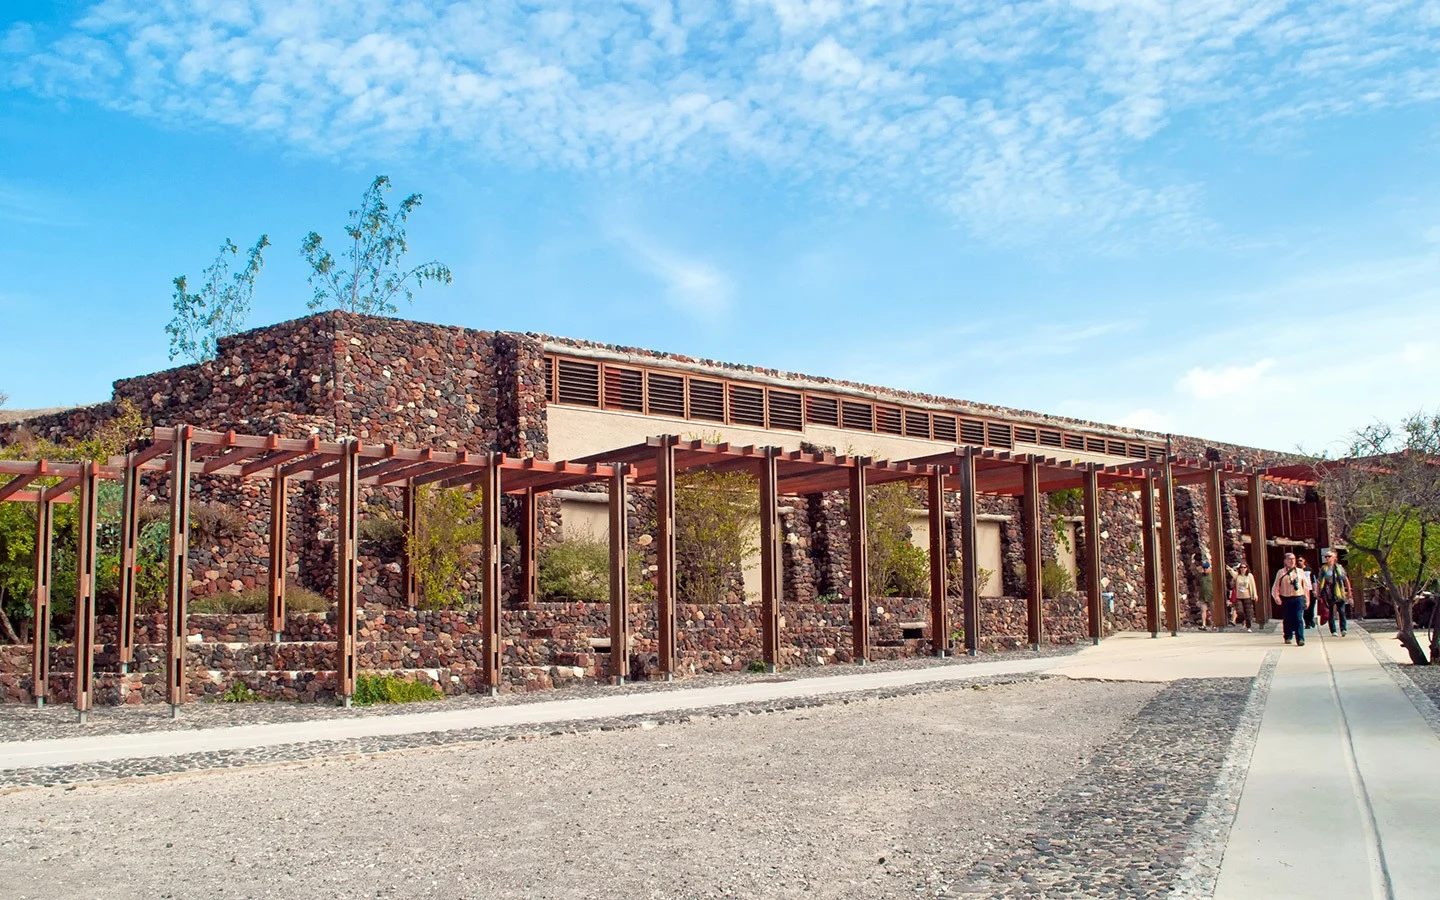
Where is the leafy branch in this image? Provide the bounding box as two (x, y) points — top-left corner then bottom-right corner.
(166, 235), (270, 363)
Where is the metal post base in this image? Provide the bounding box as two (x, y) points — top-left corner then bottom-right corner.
(765, 663), (777, 674)
(34, 697), (45, 709)
(612, 676), (626, 686)
(77, 709), (89, 724)
(934, 649), (949, 658)
(1092, 637), (1101, 646)
(341, 695), (352, 708)
(169, 704), (180, 719)
(967, 649), (978, 657)
(1031, 643), (1040, 652)
(663, 673), (673, 683)
(119, 662), (129, 675)
(273, 631), (282, 644)
(855, 657), (867, 666)
(488, 686), (498, 697)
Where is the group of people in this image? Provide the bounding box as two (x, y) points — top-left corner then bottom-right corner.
(1209, 550), (1353, 646)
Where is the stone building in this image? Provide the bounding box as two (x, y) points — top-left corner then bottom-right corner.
(0, 311), (1327, 702)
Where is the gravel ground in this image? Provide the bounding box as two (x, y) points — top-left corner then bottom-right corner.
(0, 644), (1082, 743)
(0, 676), (1157, 900)
(1359, 622), (1440, 738)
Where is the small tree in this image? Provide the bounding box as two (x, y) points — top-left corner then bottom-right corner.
(166, 235), (270, 363)
(1320, 412), (1440, 665)
(406, 484), (485, 609)
(675, 470), (760, 603)
(866, 482), (929, 598)
(301, 175), (452, 315)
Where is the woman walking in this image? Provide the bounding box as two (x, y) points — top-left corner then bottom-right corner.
(1231, 562), (1258, 632)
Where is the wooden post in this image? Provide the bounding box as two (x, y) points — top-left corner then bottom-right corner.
(117, 455), (140, 672)
(519, 487), (539, 606)
(1022, 457), (1043, 650)
(1159, 459), (1180, 636)
(848, 461), (870, 664)
(1082, 465), (1103, 645)
(927, 468), (949, 656)
(655, 438), (678, 679)
(759, 448), (782, 671)
(608, 466), (630, 684)
(1141, 474), (1160, 638)
(402, 480), (419, 608)
(1248, 471), (1270, 625)
(31, 490), (53, 707)
(73, 463), (100, 722)
(1207, 465), (1226, 630)
(166, 425), (193, 717)
(335, 440), (360, 706)
(267, 475), (289, 641)
(481, 458), (503, 694)
(958, 448), (980, 656)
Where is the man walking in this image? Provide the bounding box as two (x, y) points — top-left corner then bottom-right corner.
(1317, 549), (1354, 636)
(1272, 551), (1312, 645)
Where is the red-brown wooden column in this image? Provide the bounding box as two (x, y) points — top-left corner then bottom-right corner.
(73, 462), (100, 723)
(927, 468), (949, 656)
(958, 448), (980, 656)
(1159, 459), (1180, 636)
(1247, 471), (1270, 625)
(1141, 474), (1160, 638)
(1206, 465), (1227, 629)
(481, 457), (503, 695)
(608, 466), (630, 684)
(1082, 465), (1103, 645)
(402, 480), (419, 608)
(268, 475), (289, 642)
(1021, 457), (1043, 650)
(655, 438), (678, 679)
(848, 460), (870, 664)
(759, 448), (783, 671)
(519, 487), (539, 606)
(166, 425), (194, 717)
(31, 490), (54, 707)
(117, 455), (140, 672)
(335, 440), (360, 706)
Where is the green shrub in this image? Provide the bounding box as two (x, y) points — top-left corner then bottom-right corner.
(191, 583), (331, 615)
(1041, 560), (1075, 599)
(358, 515), (406, 558)
(746, 659), (768, 673)
(219, 681), (260, 703)
(538, 538), (647, 603)
(865, 482), (928, 598)
(675, 468), (760, 603)
(407, 484), (486, 609)
(351, 672), (443, 706)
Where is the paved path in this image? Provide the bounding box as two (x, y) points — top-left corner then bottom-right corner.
(1214, 624), (1440, 900)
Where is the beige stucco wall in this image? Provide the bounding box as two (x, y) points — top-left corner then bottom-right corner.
(977, 522), (1003, 597)
(558, 497), (609, 543)
(1056, 521), (1077, 577)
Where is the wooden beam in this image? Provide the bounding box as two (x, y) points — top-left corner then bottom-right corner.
(336, 440), (360, 704)
(928, 467), (949, 656)
(849, 461), (870, 663)
(117, 456), (140, 671)
(1022, 458), (1043, 650)
(759, 448), (782, 670)
(608, 466), (630, 684)
(268, 476), (288, 639)
(655, 438), (678, 679)
(519, 487), (539, 606)
(1159, 459), (1180, 637)
(72, 463), (101, 714)
(166, 425), (194, 715)
(0, 472), (38, 503)
(402, 481), (419, 609)
(481, 459), (503, 694)
(958, 447), (980, 656)
(30, 490), (53, 708)
(1082, 465), (1103, 645)
(1141, 474), (1160, 637)
(1248, 471), (1270, 625)
(1207, 465), (1226, 630)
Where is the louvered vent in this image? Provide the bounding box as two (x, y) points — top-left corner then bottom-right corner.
(556, 359), (600, 407)
(932, 415), (957, 442)
(960, 420), (985, 445)
(806, 396), (839, 427)
(1107, 440), (1126, 456)
(603, 366), (643, 412)
(689, 379), (725, 422)
(544, 356), (556, 402)
(1149, 447), (1167, 461)
(1086, 437), (1106, 453)
(876, 407), (902, 435)
(1128, 443), (1148, 459)
(987, 423), (1013, 448)
(1064, 434), (1085, 451)
(1039, 429), (1063, 448)
(1014, 426), (1038, 444)
(768, 390), (803, 431)
(841, 401), (874, 431)
(646, 372), (685, 418)
(904, 410), (930, 438)
(729, 384), (766, 427)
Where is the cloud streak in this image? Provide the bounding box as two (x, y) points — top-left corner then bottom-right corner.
(5, 2), (1440, 245)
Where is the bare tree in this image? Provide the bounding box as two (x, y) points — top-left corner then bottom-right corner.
(1320, 412), (1440, 664)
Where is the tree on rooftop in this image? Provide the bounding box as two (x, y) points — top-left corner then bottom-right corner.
(301, 175), (452, 316)
(166, 235), (270, 363)
(1319, 411), (1440, 665)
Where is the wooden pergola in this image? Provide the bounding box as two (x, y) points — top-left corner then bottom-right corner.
(0, 423), (1308, 722)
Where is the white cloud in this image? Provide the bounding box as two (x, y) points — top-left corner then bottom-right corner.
(1176, 359), (1279, 401)
(1118, 408), (1172, 432)
(610, 226), (733, 321)
(6, 1), (1440, 245)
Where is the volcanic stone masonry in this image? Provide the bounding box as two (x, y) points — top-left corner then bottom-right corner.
(0, 311), (1306, 702)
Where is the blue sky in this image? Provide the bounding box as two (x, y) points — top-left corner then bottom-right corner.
(2, 1), (1438, 454)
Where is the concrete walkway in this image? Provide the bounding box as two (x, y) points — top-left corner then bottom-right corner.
(1214, 624), (1440, 900)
